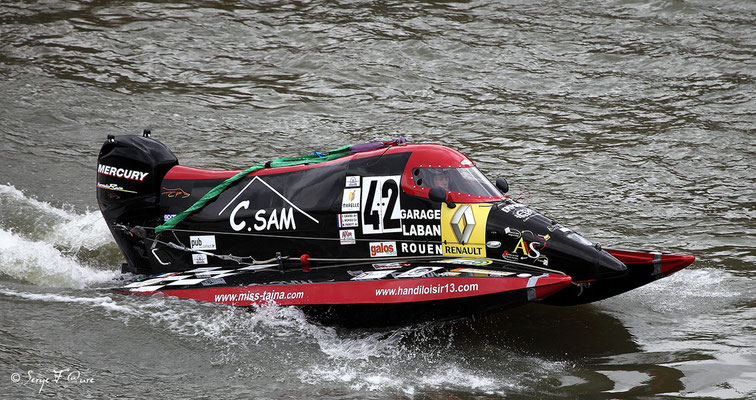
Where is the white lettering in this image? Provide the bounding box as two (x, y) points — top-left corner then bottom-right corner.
(400, 209), (441, 220)
(254, 209), (267, 231)
(232, 206), (298, 232)
(266, 208), (279, 230)
(97, 164), (149, 182)
(401, 242), (442, 255)
(230, 201), (249, 231)
(402, 224), (441, 237)
(279, 207), (296, 230)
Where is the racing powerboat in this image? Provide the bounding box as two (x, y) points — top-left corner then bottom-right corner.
(97, 131), (694, 326)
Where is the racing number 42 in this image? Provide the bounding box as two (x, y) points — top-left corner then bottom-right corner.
(362, 176), (402, 234)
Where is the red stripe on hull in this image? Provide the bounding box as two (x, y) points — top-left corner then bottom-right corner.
(126, 275), (571, 307)
(606, 249), (695, 277)
(660, 254), (696, 276)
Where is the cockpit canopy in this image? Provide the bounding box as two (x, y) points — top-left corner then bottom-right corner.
(412, 167), (502, 198)
(398, 144), (506, 203)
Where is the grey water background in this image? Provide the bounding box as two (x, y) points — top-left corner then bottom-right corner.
(0, 0), (754, 398)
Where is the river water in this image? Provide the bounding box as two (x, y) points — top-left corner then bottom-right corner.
(1, 1), (754, 398)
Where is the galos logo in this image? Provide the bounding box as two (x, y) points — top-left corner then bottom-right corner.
(369, 241), (397, 257)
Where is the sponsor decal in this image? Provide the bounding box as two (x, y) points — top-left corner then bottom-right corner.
(400, 208), (441, 238)
(230, 203), (297, 232)
(192, 254), (208, 265)
(264, 279), (320, 285)
(400, 209), (441, 220)
(97, 164), (149, 181)
(499, 203), (537, 222)
(451, 268), (514, 277)
(161, 187), (190, 198)
(504, 226), (521, 238)
(402, 224), (441, 237)
(340, 229), (356, 245)
(513, 208), (533, 219)
(441, 203), (491, 257)
(214, 289), (305, 304)
(190, 235), (217, 251)
(501, 228), (551, 266)
(396, 267), (443, 278)
(337, 213), (359, 228)
(374, 281), (479, 296)
(163, 214), (176, 222)
(547, 224), (572, 233)
(513, 237), (530, 255)
(201, 277), (226, 286)
(361, 176), (402, 234)
(342, 188), (361, 212)
(369, 241), (397, 257)
(372, 263), (410, 270)
(218, 176), (319, 232)
(434, 258), (493, 266)
(400, 242), (442, 255)
(96, 182), (137, 193)
(451, 205), (476, 244)
(351, 270), (395, 281)
(345, 175), (360, 187)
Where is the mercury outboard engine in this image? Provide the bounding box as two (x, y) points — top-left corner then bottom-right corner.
(96, 131), (177, 274)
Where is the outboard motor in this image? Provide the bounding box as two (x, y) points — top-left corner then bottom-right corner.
(96, 131), (177, 274)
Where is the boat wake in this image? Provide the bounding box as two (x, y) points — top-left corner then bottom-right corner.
(0, 184), (118, 288)
(0, 280), (568, 396)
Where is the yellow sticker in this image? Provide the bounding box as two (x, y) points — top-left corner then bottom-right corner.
(440, 203), (491, 258)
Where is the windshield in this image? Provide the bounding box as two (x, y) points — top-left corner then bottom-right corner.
(411, 167), (502, 197)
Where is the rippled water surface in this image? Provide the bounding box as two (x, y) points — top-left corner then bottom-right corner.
(1, 1), (754, 398)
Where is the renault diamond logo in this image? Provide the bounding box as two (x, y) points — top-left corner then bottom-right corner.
(450, 205), (475, 244)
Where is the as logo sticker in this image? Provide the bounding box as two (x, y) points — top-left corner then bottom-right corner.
(440, 204), (491, 257)
(362, 176), (402, 234)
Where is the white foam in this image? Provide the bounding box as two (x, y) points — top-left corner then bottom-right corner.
(0, 183), (114, 253)
(0, 285), (254, 341)
(0, 287), (136, 314)
(0, 228), (117, 288)
(0, 183), (71, 219)
(601, 267), (743, 315)
(312, 328), (408, 361)
(44, 210), (113, 253)
(299, 358), (519, 395)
